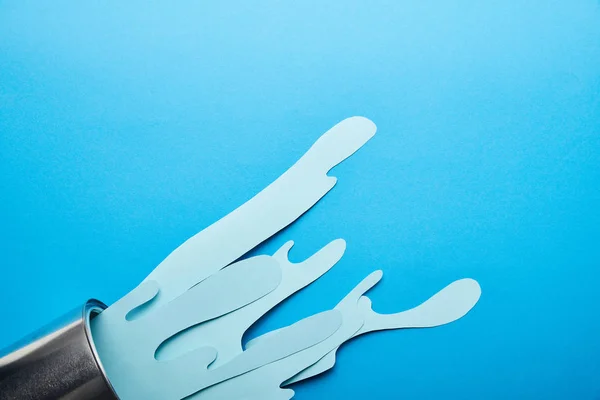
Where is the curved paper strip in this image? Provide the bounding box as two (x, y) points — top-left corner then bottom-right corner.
(198, 273), (382, 400)
(285, 278), (482, 384)
(156, 239), (346, 366)
(177, 310), (343, 400)
(245, 270), (383, 350)
(239, 388), (295, 400)
(150, 256), (283, 344)
(361, 278), (482, 332)
(91, 257), (283, 400)
(145, 117), (376, 307)
(108, 280), (161, 320)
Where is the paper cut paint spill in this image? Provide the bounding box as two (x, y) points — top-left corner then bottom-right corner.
(91, 117), (481, 400)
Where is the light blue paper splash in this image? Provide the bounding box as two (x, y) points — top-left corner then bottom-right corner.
(156, 239), (347, 365)
(143, 116), (376, 308)
(90, 117), (481, 399)
(198, 275), (481, 400)
(282, 277), (482, 386)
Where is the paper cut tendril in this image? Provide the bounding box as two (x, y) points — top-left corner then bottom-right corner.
(91, 117), (482, 400)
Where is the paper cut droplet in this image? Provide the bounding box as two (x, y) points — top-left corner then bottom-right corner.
(285, 278), (482, 385)
(156, 239), (346, 366)
(90, 117), (481, 400)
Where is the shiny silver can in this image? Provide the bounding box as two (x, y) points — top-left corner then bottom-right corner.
(0, 299), (118, 400)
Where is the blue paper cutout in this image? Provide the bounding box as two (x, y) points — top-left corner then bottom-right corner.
(89, 117), (482, 400)
(143, 117), (376, 309)
(191, 272), (383, 400)
(156, 239), (346, 366)
(92, 256), (282, 399)
(284, 277), (482, 384)
(208, 275), (480, 399)
(177, 310), (343, 400)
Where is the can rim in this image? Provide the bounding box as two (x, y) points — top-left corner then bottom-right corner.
(84, 299), (120, 399)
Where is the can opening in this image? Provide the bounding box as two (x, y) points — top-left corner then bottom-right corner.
(84, 300), (119, 398)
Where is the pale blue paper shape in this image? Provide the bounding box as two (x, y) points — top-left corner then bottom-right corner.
(193, 272), (382, 400)
(91, 117), (377, 400)
(240, 389), (295, 400)
(156, 238), (346, 366)
(173, 310), (343, 400)
(217, 275), (480, 400)
(91, 256), (283, 400)
(88, 115), (483, 400)
(284, 278), (482, 384)
(143, 117), (377, 308)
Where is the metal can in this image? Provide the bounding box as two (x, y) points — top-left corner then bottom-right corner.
(0, 299), (118, 400)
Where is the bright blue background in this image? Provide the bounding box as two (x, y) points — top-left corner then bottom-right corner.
(1, 1), (599, 399)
